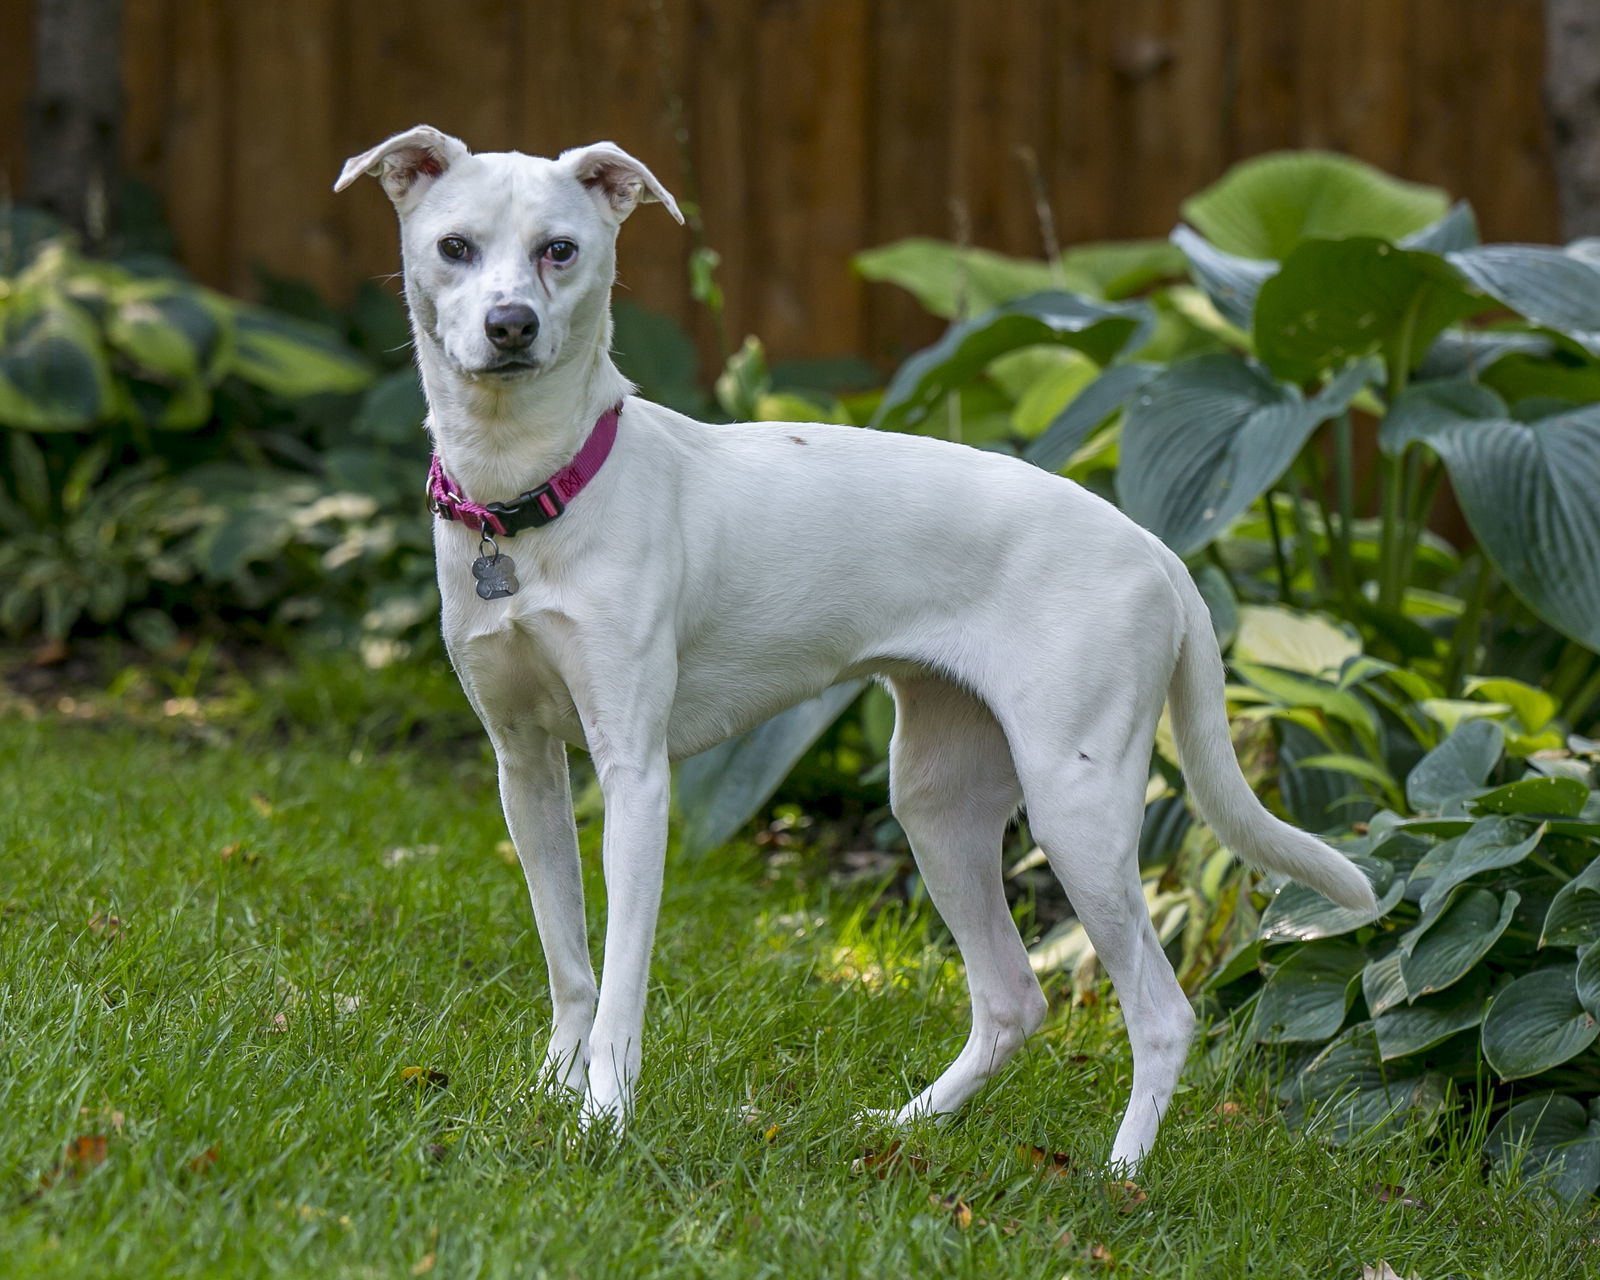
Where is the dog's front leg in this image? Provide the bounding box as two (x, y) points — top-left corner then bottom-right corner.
(492, 726), (597, 1095)
(580, 749), (672, 1128)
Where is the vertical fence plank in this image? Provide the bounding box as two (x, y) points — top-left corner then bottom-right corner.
(950, 0), (1049, 255)
(862, 0), (953, 362)
(229, 0), (341, 293)
(161, 1), (231, 285)
(686, 0), (757, 365)
(747, 0), (870, 359)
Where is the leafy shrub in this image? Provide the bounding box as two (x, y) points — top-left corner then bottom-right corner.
(1221, 684), (1600, 1200)
(0, 205), (451, 651)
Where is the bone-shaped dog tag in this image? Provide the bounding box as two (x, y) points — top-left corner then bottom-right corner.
(471, 552), (519, 600)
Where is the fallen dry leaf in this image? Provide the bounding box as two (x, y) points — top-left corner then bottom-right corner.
(1370, 1182), (1429, 1211)
(39, 1134), (108, 1189)
(401, 1066), (449, 1089)
(1054, 1228), (1077, 1250)
(1104, 1178), (1147, 1213)
(927, 1192), (974, 1230)
(1090, 1242), (1115, 1266)
(1018, 1143), (1077, 1176)
(186, 1146), (220, 1174)
(87, 912), (124, 940)
(1362, 1264), (1420, 1280)
(249, 793), (274, 817)
(411, 1253), (436, 1276)
(851, 1141), (932, 1177)
(495, 839), (518, 865)
(219, 842), (259, 865)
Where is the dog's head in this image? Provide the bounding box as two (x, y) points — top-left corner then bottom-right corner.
(335, 126), (681, 384)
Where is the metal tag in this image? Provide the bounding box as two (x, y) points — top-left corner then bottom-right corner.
(471, 552), (519, 600)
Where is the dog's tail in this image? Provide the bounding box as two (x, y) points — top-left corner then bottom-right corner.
(1164, 566), (1378, 912)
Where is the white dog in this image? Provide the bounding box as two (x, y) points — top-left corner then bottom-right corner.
(335, 126), (1377, 1168)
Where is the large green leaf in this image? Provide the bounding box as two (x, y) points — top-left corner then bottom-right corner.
(1361, 949), (1409, 1017)
(855, 238), (1182, 319)
(1181, 152), (1450, 261)
(106, 281), (232, 386)
(1380, 382), (1600, 649)
(0, 289), (115, 430)
(1405, 718), (1503, 814)
(1022, 362), (1155, 471)
(1280, 1022), (1448, 1143)
(1252, 940), (1367, 1043)
(1485, 1093), (1600, 1203)
(229, 305), (372, 398)
(1056, 240), (1185, 300)
(1258, 854), (1398, 943)
(1577, 945), (1600, 1020)
(1481, 964), (1599, 1080)
(871, 292), (1151, 432)
(1473, 775), (1591, 819)
(854, 239), (1062, 319)
(1399, 886), (1518, 999)
(1116, 355), (1373, 556)
(1446, 245), (1600, 355)
(1417, 817), (1542, 915)
(1541, 856), (1600, 949)
(1254, 238), (1481, 383)
(1231, 661), (1380, 739)
(1168, 226), (1275, 328)
(1399, 201), (1481, 255)
(675, 682), (865, 856)
(1374, 969), (1491, 1060)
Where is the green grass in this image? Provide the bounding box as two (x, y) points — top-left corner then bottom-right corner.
(0, 663), (1594, 1278)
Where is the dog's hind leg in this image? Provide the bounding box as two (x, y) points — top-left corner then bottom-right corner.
(879, 675), (1047, 1122)
(1013, 738), (1196, 1170)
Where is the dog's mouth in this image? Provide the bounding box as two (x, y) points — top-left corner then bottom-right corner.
(475, 357), (540, 378)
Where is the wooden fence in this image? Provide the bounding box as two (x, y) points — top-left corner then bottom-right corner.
(0, 0), (1560, 367)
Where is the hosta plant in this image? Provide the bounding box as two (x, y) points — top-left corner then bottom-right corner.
(0, 209), (371, 434)
(1223, 697), (1600, 1201)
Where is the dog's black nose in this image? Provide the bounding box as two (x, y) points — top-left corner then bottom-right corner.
(485, 303), (539, 351)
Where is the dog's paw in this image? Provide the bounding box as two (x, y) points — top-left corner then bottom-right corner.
(540, 1041), (590, 1096)
(855, 1100), (950, 1131)
(577, 1086), (629, 1136)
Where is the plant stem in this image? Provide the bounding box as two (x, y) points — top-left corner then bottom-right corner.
(1565, 659), (1600, 730)
(1445, 556), (1494, 695)
(1331, 413), (1358, 608)
(1264, 491), (1293, 604)
(1378, 296), (1421, 612)
(1378, 453), (1406, 611)
(1287, 463), (1329, 604)
(1395, 454), (1446, 595)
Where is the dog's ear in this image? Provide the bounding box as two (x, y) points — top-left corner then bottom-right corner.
(334, 125), (470, 210)
(560, 142), (684, 225)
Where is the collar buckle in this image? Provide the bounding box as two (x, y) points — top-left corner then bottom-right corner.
(483, 482), (564, 536)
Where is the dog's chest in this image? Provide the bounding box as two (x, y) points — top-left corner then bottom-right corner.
(440, 569), (586, 746)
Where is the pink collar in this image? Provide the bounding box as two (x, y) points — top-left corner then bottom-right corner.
(427, 402), (621, 536)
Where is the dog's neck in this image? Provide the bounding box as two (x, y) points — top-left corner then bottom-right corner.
(417, 333), (634, 506)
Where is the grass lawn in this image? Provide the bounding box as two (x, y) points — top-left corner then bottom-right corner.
(0, 660), (1593, 1278)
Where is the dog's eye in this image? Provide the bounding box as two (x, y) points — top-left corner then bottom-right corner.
(543, 240), (578, 265)
(438, 236), (471, 262)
